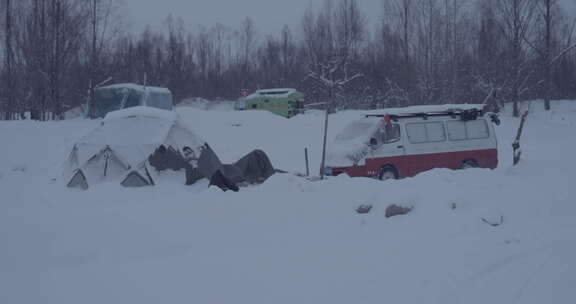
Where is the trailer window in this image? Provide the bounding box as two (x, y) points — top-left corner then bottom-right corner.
(406, 122), (446, 144)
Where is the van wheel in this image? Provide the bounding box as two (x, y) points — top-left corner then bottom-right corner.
(459, 159), (478, 169)
(379, 166), (399, 181)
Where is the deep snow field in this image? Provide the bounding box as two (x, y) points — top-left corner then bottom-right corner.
(1, 100), (576, 304)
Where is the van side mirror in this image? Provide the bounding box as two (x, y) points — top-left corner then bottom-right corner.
(490, 114), (501, 126)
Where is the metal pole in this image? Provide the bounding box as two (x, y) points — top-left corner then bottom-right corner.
(319, 101), (330, 179)
(305, 148), (310, 177)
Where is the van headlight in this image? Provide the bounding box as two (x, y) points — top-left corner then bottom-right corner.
(324, 167), (333, 176)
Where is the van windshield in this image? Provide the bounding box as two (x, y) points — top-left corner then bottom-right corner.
(90, 88), (128, 118)
(90, 88), (146, 118)
(335, 120), (378, 142)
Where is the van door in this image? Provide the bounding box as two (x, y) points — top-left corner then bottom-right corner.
(368, 123), (405, 171)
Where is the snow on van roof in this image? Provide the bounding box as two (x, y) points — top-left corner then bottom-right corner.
(246, 88), (298, 99)
(99, 83), (172, 94)
(364, 104), (486, 116)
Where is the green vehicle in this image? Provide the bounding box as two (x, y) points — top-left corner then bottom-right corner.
(242, 88), (305, 118)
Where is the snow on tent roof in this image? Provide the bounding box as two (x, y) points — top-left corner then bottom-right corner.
(245, 88), (298, 99)
(98, 83), (172, 94)
(363, 104), (486, 117)
(74, 107), (203, 167)
(103, 106), (178, 123)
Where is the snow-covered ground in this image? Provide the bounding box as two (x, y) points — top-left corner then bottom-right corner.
(1, 100), (575, 304)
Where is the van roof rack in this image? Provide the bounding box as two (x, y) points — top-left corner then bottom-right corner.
(365, 107), (486, 121)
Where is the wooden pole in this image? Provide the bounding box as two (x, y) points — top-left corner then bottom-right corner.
(512, 111), (529, 166)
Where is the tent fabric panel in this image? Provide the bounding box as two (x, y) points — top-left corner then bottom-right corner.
(103, 148), (132, 180)
(121, 171), (151, 188)
(197, 143), (225, 181)
(148, 145), (188, 171)
(67, 169), (89, 190)
(167, 121), (206, 150)
(110, 144), (158, 168)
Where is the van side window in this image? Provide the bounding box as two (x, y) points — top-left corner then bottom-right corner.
(406, 122), (446, 144)
(406, 123), (427, 143)
(374, 124), (401, 145)
(466, 120), (489, 139)
(427, 122), (446, 142)
(446, 121), (467, 140)
(447, 119), (489, 141)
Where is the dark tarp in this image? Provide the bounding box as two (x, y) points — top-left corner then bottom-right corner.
(209, 149), (275, 186)
(148, 142), (275, 191)
(209, 170), (240, 192)
(148, 145), (187, 171)
(232, 149), (275, 184)
(222, 164), (245, 184)
(197, 143), (225, 181)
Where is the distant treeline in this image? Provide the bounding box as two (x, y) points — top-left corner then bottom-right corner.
(1, 0), (575, 120)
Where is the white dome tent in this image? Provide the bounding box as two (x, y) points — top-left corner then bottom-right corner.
(64, 106), (277, 191)
(64, 106), (206, 189)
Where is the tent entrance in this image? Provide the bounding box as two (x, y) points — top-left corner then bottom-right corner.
(67, 169), (89, 190)
(121, 170), (151, 187)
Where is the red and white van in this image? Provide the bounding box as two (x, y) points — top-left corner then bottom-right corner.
(324, 104), (500, 179)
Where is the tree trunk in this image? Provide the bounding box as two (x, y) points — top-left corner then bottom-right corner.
(4, 0), (14, 120)
(544, 0), (552, 111)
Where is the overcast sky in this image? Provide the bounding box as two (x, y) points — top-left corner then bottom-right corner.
(123, 0), (380, 35)
(123, 0), (576, 35)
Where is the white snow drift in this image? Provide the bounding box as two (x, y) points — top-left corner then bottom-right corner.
(1, 100), (575, 304)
